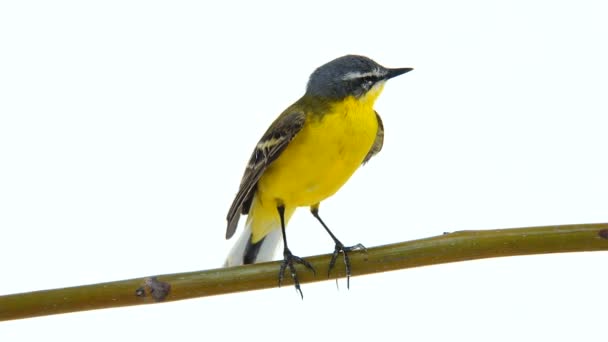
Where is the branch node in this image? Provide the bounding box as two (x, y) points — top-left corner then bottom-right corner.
(135, 277), (171, 302)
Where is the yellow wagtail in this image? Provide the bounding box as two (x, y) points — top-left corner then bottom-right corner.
(225, 55), (412, 297)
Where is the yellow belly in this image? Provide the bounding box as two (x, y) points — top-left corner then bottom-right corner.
(256, 97), (378, 208)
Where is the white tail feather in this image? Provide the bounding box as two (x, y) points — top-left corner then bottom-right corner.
(223, 225), (282, 267)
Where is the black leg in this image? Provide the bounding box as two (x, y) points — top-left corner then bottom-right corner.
(310, 205), (366, 289)
(277, 204), (315, 299)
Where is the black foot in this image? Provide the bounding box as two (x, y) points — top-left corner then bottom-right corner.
(278, 248), (316, 299)
(328, 242), (367, 289)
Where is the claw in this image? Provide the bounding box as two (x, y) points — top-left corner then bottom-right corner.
(278, 249), (316, 299)
(327, 242), (366, 289)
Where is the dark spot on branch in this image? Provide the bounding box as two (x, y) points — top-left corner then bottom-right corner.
(135, 277), (171, 302)
(147, 277), (171, 301)
(599, 229), (608, 239)
(135, 287), (146, 297)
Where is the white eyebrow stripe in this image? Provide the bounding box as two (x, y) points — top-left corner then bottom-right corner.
(342, 68), (387, 81)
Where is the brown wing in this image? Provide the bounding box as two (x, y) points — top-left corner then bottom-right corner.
(225, 110), (306, 239)
(362, 111), (384, 164)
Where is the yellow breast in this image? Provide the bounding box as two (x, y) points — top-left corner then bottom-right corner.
(257, 93), (380, 207)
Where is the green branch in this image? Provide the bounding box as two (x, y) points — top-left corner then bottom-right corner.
(1, 223), (607, 321)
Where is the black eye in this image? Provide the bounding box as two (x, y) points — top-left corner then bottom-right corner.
(361, 76), (375, 89)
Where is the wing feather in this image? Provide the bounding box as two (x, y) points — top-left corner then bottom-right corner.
(362, 111), (384, 164)
(225, 110), (306, 239)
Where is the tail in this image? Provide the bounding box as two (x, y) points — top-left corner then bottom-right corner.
(224, 196), (295, 267)
(223, 226), (282, 267)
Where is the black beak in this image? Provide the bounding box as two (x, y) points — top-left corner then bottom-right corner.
(385, 67), (413, 80)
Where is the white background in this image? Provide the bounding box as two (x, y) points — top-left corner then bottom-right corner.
(1, 1), (607, 341)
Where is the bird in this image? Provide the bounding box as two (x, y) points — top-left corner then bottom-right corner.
(225, 55), (412, 297)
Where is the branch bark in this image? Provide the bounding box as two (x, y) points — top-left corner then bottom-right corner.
(1, 223), (607, 321)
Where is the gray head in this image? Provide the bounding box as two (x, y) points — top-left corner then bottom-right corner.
(305, 55), (412, 99)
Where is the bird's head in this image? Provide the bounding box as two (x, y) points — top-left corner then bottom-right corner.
(305, 55), (412, 102)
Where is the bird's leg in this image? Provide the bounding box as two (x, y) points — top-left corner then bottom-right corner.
(310, 205), (366, 289)
(277, 204), (315, 299)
